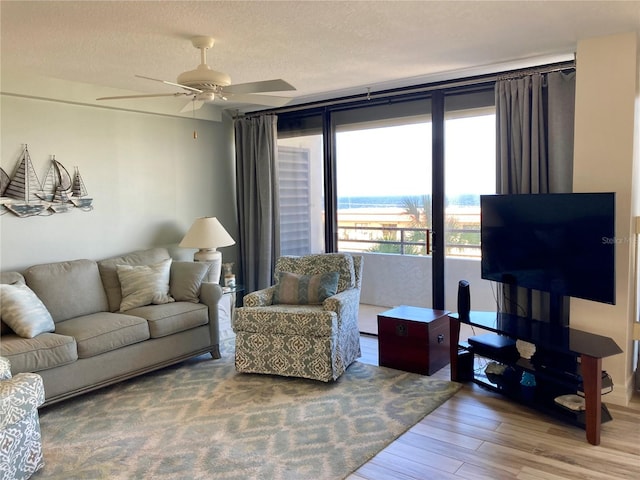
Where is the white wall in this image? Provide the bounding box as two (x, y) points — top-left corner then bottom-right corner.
(0, 88), (237, 271)
(360, 252), (497, 313)
(572, 32), (639, 406)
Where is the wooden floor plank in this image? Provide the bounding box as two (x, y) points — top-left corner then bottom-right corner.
(380, 439), (464, 473)
(429, 403), (503, 431)
(454, 462), (523, 480)
(515, 469), (570, 480)
(406, 421), (486, 450)
(369, 450), (463, 479)
(349, 460), (416, 480)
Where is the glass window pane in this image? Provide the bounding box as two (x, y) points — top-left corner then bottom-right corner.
(336, 113), (432, 256)
(444, 108), (495, 259)
(277, 132), (325, 255)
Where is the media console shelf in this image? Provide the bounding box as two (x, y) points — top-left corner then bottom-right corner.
(449, 311), (622, 445)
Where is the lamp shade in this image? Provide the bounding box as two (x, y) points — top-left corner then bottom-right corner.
(179, 217), (235, 249)
(179, 217), (235, 284)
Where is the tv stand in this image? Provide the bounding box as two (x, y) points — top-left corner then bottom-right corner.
(449, 311), (622, 445)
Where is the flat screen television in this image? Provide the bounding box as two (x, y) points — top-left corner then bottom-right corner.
(480, 193), (616, 308)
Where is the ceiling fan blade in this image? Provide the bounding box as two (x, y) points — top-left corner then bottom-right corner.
(224, 79), (296, 95)
(179, 100), (205, 113)
(135, 75), (203, 93)
(96, 92), (191, 101)
(227, 93), (293, 107)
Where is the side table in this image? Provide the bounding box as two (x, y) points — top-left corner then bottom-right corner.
(222, 284), (245, 308)
(377, 306), (450, 375)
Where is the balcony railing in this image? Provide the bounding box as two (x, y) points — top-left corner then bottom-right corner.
(337, 225), (481, 257)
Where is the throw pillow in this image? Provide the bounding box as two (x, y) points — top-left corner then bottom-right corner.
(170, 261), (210, 303)
(273, 271), (339, 305)
(276, 253), (355, 293)
(0, 283), (55, 338)
(116, 258), (175, 311)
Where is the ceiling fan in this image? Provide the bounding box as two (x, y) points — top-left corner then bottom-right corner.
(97, 35), (296, 110)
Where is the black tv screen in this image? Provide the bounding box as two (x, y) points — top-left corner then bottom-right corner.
(481, 193), (615, 305)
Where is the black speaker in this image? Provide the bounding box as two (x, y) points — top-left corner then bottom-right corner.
(456, 349), (474, 381)
(457, 280), (470, 320)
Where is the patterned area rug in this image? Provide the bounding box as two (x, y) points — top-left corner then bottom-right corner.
(34, 340), (461, 480)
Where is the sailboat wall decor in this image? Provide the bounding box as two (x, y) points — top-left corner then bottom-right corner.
(39, 157), (75, 213)
(1, 145), (95, 217)
(70, 166), (93, 211)
(0, 167), (11, 215)
(3, 145), (48, 217)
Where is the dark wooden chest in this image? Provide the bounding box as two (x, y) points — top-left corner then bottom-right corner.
(377, 306), (450, 375)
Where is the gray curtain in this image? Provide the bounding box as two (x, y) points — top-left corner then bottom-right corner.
(496, 71), (575, 194)
(234, 114), (280, 293)
(495, 71), (576, 320)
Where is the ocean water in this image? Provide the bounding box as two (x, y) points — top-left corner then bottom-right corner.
(337, 194), (479, 209)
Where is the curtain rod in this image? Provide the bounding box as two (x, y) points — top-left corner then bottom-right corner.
(239, 60), (575, 118)
(495, 65), (576, 81)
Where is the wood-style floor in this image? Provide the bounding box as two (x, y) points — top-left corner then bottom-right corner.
(348, 334), (640, 480)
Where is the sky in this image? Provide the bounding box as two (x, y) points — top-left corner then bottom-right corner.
(335, 114), (496, 198)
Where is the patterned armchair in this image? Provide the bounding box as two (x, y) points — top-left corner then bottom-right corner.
(233, 253), (363, 381)
(0, 356), (45, 480)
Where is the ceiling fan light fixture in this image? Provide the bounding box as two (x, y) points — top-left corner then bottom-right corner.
(177, 66), (231, 88)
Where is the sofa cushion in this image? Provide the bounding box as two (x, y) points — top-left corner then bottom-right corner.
(0, 272), (25, 286)
(116, 259), (175, 311)
(23, 259), (109, 322)
(0, 333), (77, 373)
(54, 313), (150, 358)
(126, 302), (209, 338)
(276, 253), (355, 293)
(170, 261), (210, 303)
(98, 248), (171, 313)
(273, 271), (339, 305)
(0, 283), (55, 338)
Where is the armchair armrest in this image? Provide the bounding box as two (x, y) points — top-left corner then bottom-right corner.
(243, 286), (276, 307)
(323, 287), (361, 327)
(0, 357), (11, 381)
(0, 373), (45, 429)
(323, 287), (360, 309)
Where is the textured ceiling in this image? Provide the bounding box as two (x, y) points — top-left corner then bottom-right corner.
(1, 1), (639, 111)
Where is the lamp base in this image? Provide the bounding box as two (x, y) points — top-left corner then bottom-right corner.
(194, 249), (222, 283)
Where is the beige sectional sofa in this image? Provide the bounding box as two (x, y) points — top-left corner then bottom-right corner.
(0, 247), (222, 406)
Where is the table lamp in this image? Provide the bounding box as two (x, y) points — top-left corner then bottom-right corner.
(179, 217), (235, 283)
